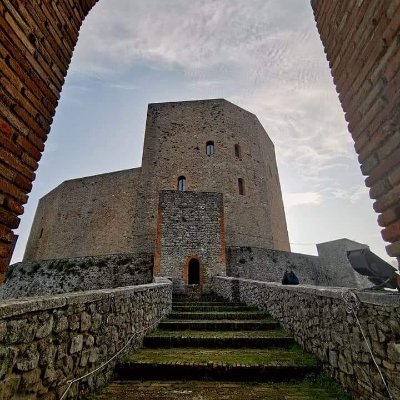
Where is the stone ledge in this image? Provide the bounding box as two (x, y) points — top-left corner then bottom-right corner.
(0, 280), (172, 319)
(215, 276), (400, 307)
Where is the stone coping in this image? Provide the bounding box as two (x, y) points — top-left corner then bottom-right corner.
(0, 278), (172, 319)
(12, 251), (154, 265)
(215, 276), (400, 307)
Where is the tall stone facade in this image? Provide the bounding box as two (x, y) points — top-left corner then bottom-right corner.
(24, 99), (290, 262)
(134, 99), (289, 252)
(23, 168), (140, 260)
(154, 191), (226, 293)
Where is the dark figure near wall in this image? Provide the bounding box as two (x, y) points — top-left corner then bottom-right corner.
(282, 270), (299, 285)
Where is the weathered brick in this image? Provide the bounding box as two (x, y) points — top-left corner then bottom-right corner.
(4, 197), (23, 216)
(0, 119), (14, 140)
(0, 173), (28, 203)
(373, 185), (400, 213)
(0, 208), (20, 229)
(386, 240), (400, 257)
(381, 222), (400, 243)
(0, 224), (14, 243)
(365, 147), (400, 187)
(0, 149), (35, 181)
(378, 204), (400, 227)
(0, 256), (9, 273)
(16, 136), (42, 160)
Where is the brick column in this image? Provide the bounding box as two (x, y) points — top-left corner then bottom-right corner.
(311, 0), (400, 265)
(0, 0), (97, 280)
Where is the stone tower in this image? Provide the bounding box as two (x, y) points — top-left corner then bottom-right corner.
(133, 99), (290, 253)
(22, 99), (289, 268)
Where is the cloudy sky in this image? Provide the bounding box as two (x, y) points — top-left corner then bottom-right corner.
(11, 0), (394, 264)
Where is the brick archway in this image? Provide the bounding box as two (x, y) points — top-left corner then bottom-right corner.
(0, 1), (399, 280)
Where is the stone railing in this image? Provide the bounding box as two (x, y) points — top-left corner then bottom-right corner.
(1, 252), (154, 300)
(214, 276), (400, 400)
(0, 278), (172, 399)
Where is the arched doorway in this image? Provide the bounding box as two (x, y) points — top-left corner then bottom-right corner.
(1, 1), (400, 278)
(188, 258), (200, 285)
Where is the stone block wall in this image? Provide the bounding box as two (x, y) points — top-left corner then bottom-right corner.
(215, 276), (400, 400)
(23, 168), (141, 261)
(316, 239), (371, 288)
(154, 190), (226, 293)
(133, 99), (289, 253)
(0, 279), (172, 399)
(311, 1), (400, 265)
(227, 240), (371, 288)
(227, 246), (329, 285)
(0, 252), (153, 300)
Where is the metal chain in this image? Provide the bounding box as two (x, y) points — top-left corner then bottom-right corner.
(341, 290), (393, 400)
(60, 307), (170, 400)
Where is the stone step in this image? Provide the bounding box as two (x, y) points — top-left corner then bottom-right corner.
(172, 305), (258, 312)
(95, 379), (350, 400)
(172, 295), (228, 303)
(117, 347), (321, 382)
(168, 311), (268, 320)
(158, 319), (279, 331)
(95, 295), (351, 400)
(144, 333), (294, 348)
(172, 301), (246, 307)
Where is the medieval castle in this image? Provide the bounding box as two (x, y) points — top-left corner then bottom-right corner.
(19, 98), (369, 294)
(1, 3), (399, 398)
(22, 99), (291, 292)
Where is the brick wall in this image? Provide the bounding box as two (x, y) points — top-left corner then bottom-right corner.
(311, 1), (400, 265)
(154, 190), (226, 293)
(0, 0), (97, 281)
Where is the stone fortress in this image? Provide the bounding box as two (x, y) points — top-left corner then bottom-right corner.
(6, 98), (370, 297)
(1, 2), (399, 399)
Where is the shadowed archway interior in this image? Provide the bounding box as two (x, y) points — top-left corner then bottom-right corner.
(0, 0), (399, 283)
(188, 258), (200, 285)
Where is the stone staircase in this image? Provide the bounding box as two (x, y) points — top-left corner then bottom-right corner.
(95, 295), (350, 399)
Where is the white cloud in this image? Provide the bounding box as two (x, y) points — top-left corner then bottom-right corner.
(107, 83), (138, 91)
(69, 0), (360, 196)
(283, 192), (322, 208)
(330, 186), (370, 204)
(72, 0), (317, 79)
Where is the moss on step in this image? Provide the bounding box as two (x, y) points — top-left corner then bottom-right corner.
(123, 346), (319, 367)
(94, 377), (352, 400)
(147, 329), (291, 338)
(163, 317), (274, 323)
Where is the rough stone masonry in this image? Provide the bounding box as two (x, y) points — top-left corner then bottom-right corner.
(0, 279), (172, 399)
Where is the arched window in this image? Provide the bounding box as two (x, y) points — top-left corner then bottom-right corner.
(188, 258), (200, 284)
(235, 144), (241, 158)
(177, 176), (186, 191)
(238, 178), (245, 195)
(206, 141), (214, 156)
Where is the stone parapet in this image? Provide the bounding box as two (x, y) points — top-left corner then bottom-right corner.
(0, 279), (172, 399)
(0, 252), (154, 300)
(214, 276), (400, 400)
